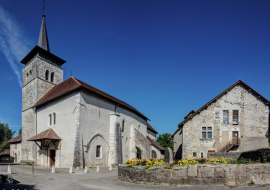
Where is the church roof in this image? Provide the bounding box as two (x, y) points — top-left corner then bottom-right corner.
(27, 128), (61, 141)
(147, 123), (158, 134)
(34, 77), (148, 120)
(8, 134), (22, 144)
(38, 14), (50, 52)
(147, 136), (165, 151)
(20, 14), (66, 65)
(170, 80), (270, 138)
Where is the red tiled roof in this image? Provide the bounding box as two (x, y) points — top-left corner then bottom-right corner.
(0, 149), (10, 156)
(147, 136), (165, 151)
(27, 128), (61, 141)
(34, 77), (148, 120)
(8, 134), (22, 143)
(147, 123), (158, 134)
(171, 80), (270, 138)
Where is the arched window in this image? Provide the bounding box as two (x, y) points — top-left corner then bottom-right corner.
(138, 125), (141, 132)
(51, 72), (54, 82)
(96, 145), (102, 158)
(45, 70), (49, 81)
(29, 70), (32, 75)
(152, 150), (157, 159)
(49, 114), (52, 125)
(136, 147), (141, 159)
(122, 120), (125, 132)
(53, 113), (56, 125)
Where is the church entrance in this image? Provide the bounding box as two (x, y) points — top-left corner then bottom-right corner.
(50, 150), (55, 166)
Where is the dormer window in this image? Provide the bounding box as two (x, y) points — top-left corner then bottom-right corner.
(45, 70), (49, 81)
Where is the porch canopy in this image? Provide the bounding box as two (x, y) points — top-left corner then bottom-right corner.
(27, 128), (61, 150)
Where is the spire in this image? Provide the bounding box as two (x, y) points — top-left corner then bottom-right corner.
(37, 14), (50, 52)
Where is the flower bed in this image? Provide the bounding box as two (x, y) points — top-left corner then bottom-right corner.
(121, 157), (267, 172)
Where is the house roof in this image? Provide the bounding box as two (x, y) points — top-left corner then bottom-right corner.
(8, 134), (22, 143)
(184, 109), (195, 119)
(171, 80), (270, 138)
(27, 128), (61, 141)
(34, 77), (148, 120)
(147, 136), (165, 151)
(147, 123), (158, 134)
(0, 149), (10, 156)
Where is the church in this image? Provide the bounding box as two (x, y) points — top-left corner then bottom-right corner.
(16, 13), (164, 168)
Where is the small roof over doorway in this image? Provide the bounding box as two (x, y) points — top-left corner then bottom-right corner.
(27, 128), (61, 150)
(27, 128), (61, 141)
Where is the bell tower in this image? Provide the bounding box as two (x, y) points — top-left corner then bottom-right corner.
(20, 13), (66, 162)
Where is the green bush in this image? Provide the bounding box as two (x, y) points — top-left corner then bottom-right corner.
(23, 162), (33, 166)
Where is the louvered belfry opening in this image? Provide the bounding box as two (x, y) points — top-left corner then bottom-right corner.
(233, 110), (239, 125)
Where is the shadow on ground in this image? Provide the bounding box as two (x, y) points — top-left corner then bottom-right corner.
(2, 179), (36, 190)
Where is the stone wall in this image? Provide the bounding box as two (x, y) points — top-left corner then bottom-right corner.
(208, 152), (241, 160)
(119, 163), (270, 186)
(208, 148), (270, 162)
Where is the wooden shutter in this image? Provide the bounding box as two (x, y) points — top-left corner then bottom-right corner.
(233, 110), (238, 124)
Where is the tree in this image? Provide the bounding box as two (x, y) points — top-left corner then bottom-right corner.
(0, 120), (15, 152)
(156, 133), (173, 150)
(19, 127), (22, 134)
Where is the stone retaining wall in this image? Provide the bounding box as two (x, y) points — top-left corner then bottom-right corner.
(208, 148), (270, 161)
(208, 152), (241, 160)
(118, 163), (270, 186)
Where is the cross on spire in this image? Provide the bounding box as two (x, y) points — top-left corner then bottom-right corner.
(43, 0), (45, 15)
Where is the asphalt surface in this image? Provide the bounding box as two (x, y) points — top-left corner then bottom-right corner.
(1, 163), (270, 190)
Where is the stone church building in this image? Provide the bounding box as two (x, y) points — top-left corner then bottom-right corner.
(18, 14), (164, 168)
(171, 80), (270, 160)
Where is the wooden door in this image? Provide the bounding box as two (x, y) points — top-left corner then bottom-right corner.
(50, 150), (55, 166)
(232, 131), (239, 144)
(15, 153), (17, 163)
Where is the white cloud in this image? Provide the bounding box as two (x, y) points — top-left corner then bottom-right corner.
(0, 5), (31, 87)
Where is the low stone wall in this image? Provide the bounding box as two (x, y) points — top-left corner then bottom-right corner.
(208, 148), (270, 161)
(118, 163), (270, 186)
(208, 152), (241, 160)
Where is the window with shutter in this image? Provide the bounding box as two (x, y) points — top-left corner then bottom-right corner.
(233, 110), (238, 125)
(223, 110), (229, 125)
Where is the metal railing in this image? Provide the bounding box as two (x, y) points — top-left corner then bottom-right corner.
(218, 138), (241, 152)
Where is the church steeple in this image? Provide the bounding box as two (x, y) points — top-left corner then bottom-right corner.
(37, 14), (50, 52)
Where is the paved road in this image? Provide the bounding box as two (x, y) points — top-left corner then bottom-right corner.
(1, 163), (270, 190)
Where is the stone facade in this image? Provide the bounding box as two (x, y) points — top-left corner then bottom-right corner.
(173, 84), (269, 160)
(9, 143), (21, 163)
(21, 55), (63, 161)
(119, 163), (270, 186)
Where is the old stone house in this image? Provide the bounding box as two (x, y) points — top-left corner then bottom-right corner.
(19, 14), (164, 168)
(171, 80), (269, 160)
(8, 134), (22, 163)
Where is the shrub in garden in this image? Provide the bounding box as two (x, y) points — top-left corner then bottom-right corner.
(178, 158), (198, 165)
(210, 158), (227, 164)
(195, 158), (207, 164)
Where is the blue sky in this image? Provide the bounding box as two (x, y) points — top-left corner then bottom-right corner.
(0, 0), (270, 136)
